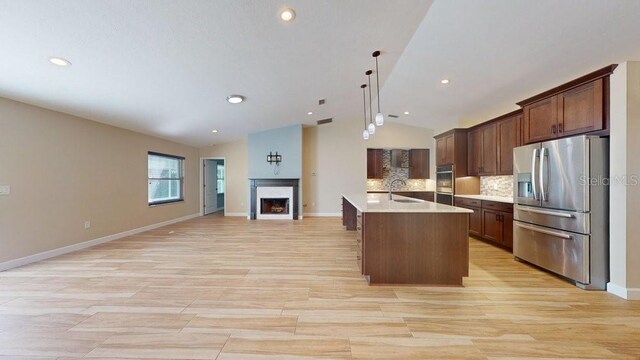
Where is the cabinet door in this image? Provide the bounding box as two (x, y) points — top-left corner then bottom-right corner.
(367, 149), (384, 179)
(482, 209), (502, 243)
(409, 149), (430, 179)
(497, 116), (518, 175)
(523, 96), (558, 144)
(558, 79), (604, 136)
(468, 206), (482, 237)
(444, 134), (455, 165)
(480, 123), (497, 175)
(467, 129), (482, 176)
(501, 212), (513, 250)
(436, 137), (447, 166)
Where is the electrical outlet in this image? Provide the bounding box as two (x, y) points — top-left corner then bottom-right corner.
(493, 183), (499, 190)
(0, 185), (10, 195)
(84, 221), (91, 229)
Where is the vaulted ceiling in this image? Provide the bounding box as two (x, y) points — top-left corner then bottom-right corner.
(1, 0), (639, 146)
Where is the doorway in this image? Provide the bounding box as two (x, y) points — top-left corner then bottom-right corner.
(202, 158), (225, 215)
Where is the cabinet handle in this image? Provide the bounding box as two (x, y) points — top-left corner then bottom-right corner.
(551, 125), (557, 134)
(558, 123), (563, 133)
(357, 226), (361, 230)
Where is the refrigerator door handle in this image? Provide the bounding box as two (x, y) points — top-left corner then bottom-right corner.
(515, 222), (572, 239)
(539, 147), (547, 202)
(531, 148), (538, 200)
(517, 207), (574, 218)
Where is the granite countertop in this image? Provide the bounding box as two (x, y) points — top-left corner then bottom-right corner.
(454, 194), (514, 204)
(343, 193), (473, 214)
(367, 190), (435, 193)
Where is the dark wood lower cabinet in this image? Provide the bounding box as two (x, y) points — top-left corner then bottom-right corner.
(342, 197), (357, 231)
(455, 198), (513, 251)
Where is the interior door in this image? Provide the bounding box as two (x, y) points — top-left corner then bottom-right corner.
(204, 160), (218, 214)
(540, 136), (588, 212)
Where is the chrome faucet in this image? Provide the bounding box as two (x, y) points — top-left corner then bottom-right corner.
(389, 179), (406, 200)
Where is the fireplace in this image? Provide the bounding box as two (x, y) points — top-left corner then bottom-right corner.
(250, 179), (299, 220)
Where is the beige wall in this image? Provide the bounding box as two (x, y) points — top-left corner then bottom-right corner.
(0, 97), (200, 264)
(609, 61), (640, 299)
(303, 119), (435, 215)
(199, 139), (248, 215)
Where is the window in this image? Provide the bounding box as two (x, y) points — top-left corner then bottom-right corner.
(217, 164), (225, 194)
(148, 152), (184, 205)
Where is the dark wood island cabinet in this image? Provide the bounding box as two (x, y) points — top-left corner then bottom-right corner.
(342, 193), (471, 286)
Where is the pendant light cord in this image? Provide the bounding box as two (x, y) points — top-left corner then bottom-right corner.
(367, 73), (373, 124)
(361, 85), (367, 129)
(375, 57), (381, 113)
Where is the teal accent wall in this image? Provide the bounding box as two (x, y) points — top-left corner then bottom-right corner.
(248, 125), (302, 179)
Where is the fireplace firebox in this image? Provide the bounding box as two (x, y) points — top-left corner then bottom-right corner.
(261, 198), (290, 214)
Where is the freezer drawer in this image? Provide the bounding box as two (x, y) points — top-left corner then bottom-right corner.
(514, 221), (589, 285)
(514, 205), (589, 234)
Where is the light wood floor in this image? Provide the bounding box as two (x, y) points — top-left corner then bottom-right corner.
(1, 215), (639, 359)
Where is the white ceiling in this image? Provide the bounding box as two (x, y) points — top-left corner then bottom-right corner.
(383, 0), (640, 132)
(0, 0), (431, 147)
(1, 1), (640, 146)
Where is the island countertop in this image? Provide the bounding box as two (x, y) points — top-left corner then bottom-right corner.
(342, 193), (472, 214)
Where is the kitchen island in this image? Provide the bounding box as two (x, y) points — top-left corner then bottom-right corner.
(342, 193), (472, 286)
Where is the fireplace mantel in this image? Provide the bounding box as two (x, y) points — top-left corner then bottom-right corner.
(249, 178), (299, 220)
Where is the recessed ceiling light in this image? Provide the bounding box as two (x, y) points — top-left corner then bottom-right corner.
(211, 129), (218, 133)
(226, 95), (245, 104)
(280, 8), (296, 21)
(307, 112), (313, 115)
(49, 57), (71, 67)
(404, 111), (410, 115)
(441, 79), (450, 84)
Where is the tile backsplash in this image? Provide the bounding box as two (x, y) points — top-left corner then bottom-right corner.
(480, 175), (513, 197)
(366, 149), (435, 191)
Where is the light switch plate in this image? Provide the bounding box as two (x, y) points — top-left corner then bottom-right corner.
(0, 185), (10, 195)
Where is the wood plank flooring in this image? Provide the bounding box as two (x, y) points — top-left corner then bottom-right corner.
(1, 214), (639, 359)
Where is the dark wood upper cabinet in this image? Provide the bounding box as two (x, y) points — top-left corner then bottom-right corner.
(518, 65), (616, 144)
(434, 129), (467, 176)
(480, 123), (497, 175)
(523, 96), (558, 144)
(467, 128), (481, 176)
(496, 114), (519, 175)
(408, 149), (430, 179)
(367, 148), (384, 179)
(467, 122), (499, 176)
(558, 78), (604, 136)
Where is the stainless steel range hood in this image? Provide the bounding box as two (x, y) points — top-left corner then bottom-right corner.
(390, 149), (408, 168)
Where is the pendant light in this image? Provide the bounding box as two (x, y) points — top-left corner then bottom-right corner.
(361, 84), (370, 140)
(373, 50), (384, 126)
(366, 70), (375, 134)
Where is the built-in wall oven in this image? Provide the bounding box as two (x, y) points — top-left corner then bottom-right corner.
(435, 165), (454, 205)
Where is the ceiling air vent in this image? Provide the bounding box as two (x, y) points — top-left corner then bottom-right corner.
(388, 114), (399, 118)
(318, 98), (326, 105)
(317, 118), (333, 125)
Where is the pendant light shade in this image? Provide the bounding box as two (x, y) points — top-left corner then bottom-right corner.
(361, 84), (369, 140)
(375, 112), (384, 126)
(373, 51), (384, 126)
(366, 70), (375, 135)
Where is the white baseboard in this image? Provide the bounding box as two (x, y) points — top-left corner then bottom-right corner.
(607, 282), (640, 300)
(302, 212), (342, 217)
(224, 212), (248, 217)
(0, 213), (200, 272)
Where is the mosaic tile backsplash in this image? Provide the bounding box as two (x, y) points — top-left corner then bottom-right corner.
(480, 175), (514, 197)
(366, 149), (436, 191)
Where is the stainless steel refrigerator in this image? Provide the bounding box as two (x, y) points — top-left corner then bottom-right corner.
(513, 135), (609, 290)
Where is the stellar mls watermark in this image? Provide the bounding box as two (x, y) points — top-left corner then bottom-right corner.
(580, 175), (640, 186)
